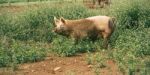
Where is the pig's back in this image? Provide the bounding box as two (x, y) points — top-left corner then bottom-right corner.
(86, 16), (110, 31)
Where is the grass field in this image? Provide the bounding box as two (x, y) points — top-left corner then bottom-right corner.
(0, 0), (150, 74)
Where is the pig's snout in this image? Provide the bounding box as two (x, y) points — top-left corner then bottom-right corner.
(52, 29), (56, 33)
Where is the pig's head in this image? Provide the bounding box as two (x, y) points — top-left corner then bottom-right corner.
(53, 17), (69, 36)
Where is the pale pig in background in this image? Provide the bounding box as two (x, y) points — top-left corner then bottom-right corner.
(53, 16), (115, 49)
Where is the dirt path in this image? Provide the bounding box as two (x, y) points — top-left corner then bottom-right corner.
(18, 54), (94, 75)
(0, 53), (123, 75)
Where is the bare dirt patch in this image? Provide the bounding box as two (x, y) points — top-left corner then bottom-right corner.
(0, 53), (123, 75)
(17, 54), (94, 75)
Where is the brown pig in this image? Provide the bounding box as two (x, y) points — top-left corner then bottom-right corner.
(53, 16), (115, 49)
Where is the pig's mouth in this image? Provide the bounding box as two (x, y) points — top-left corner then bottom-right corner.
(52, 29), (62, 33)
(52, 29), (70, 37)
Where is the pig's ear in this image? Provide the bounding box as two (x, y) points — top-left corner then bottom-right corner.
(60, 17), (66, 24)
(54, 16), (59, 22)
(54, 16), (57, 21)
(54, 16), (59, 26)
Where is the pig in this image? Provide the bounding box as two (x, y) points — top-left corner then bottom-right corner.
(53, 16), (115, 49)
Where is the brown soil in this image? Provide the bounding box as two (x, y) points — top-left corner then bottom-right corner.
(0, 53), (123, 75)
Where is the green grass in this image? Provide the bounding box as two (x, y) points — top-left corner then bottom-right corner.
(0, 36), (47, 68)
(0, 0), (150, 74)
